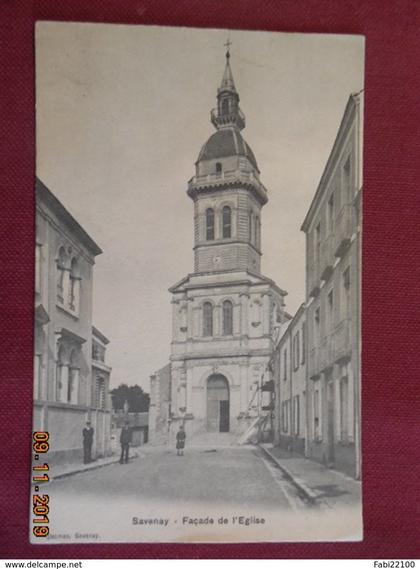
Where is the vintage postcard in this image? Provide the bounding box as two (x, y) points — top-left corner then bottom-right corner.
(32, 22), (364, 543)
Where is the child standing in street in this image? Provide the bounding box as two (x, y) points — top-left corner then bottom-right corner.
(176, 424), (186, 456)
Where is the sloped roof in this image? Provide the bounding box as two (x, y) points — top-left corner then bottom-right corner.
(169, 269), (287, 297)
(36, 177), (102, 257)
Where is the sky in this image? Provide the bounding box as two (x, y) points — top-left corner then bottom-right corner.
(36, 23), (364, 391)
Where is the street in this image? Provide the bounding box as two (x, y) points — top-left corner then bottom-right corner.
(44, 445), (314, 543)
(50, 445), (302, 509)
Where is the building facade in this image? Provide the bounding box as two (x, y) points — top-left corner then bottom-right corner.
(168, 50), (288, 441)
(148, 364), (171, 445)
(301, 94), (362, 478)
(34, 178), (111, 464)
(273, 304), (307, 455)
(91, 326), (112, 457)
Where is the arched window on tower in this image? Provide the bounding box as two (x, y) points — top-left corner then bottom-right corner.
(206, 208), (215, 241)
(222, 300), (233, 336)
(222, 206), (232, 238)
(221, 98), (229, 115)
(215, 162), (222, 174)
(203, 302), (213, 337)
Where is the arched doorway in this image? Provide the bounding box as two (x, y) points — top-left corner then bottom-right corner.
(207, 374), (230, 432)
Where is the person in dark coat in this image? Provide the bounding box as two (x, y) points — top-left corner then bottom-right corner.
(82, 421), (94, 464)
(176, 425), (186, 456)
(119, 420), (132, 464)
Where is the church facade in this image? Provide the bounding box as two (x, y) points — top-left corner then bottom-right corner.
(168, 51), (288, 441)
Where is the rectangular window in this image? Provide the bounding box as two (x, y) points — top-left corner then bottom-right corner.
(327, 289), (334, 330)
(293, 332), (300, 371)
(57, 269), (65, 304)
(56, 364), (63, 402)
(92, 343), (105, 362)
(314, 222), (321, 263)
(96, 377), (106, 409)
(301, 322), (306, 364)
(206, 209), (215, 241)
(343, 267), (351, 316)
(327, 193), (334, 233)
(294, 395), (300, 436)
(203, 302), (213, 337)
(340, 377), (349, 441)
(222, 206), (232, 239)
(281, 402), (285, 432)
(343, 156), (352, 203)
(222, 300), (233, 336)
(282, 400), (290, 433)
(314, 307), (320, 342)
(283, 348), (287, 381)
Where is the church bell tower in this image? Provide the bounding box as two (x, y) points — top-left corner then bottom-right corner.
(169, 47), (287, 441)
(187, 47), (268, 275)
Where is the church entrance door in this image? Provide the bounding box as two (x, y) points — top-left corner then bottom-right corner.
(207, 375), (230, 432)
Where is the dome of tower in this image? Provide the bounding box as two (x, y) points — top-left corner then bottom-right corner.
(197, 127), (259, 172)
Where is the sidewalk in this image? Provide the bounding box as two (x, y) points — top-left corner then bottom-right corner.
(43, 451), (140, 481)
(259, 444), (361, 508)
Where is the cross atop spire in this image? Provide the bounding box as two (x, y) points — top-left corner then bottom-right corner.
(211, 43), (245, 131)
(219, 40), (236, 93)
(224, 38), (232, 59)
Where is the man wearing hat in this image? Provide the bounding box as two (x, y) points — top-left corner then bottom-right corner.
(119, 420), (132, 464)
(82, 420), (94, 464)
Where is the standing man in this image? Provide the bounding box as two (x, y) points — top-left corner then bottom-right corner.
(176, 424), (186, 456)
(82, 420), (94, 464)
(119, 420), (132, 464)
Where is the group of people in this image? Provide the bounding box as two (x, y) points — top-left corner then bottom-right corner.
(82, 420), (187, 464)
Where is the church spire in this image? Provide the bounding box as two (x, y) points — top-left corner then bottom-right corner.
(211, 43), (246, 131)
(219, 42), (236, 93)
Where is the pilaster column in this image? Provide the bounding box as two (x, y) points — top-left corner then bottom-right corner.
(70, 368), (80, 404)
(240, 293), (249, 337)
(262, 291), (271, 336)
(193, 304), (201, 338)
(171, 299), (179, 341)
(186, 366), (193, 414)
(232, 204), (238, 239)
(60, 365), (69, 403)
(186, 298), (193, 340)
(214, 303), (222, 336)
(233, 301), (241, 335)
(239, 364), (248, 412)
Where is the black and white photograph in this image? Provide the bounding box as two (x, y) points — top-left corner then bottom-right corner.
(32, 22), (364, 543)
